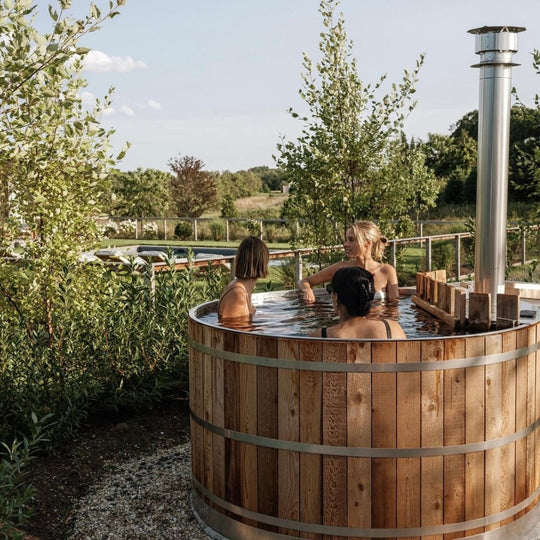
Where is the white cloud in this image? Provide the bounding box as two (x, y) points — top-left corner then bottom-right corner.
(79, 91), (96, 105)
(120, 106), (135, 117)
(147, 99), (161, 110)
(83, 50), (147, 73)
(102, 107), (116, 116)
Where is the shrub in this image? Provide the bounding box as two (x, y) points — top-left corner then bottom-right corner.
(431, 240), (455, 274)
(142, 221), (158, 239)
(209, 221), (225, 241)
(0, 414), (51, 538)
(118, 219), (137, 237)
(174, 221), (192, 240)
(97, 220), (119, 238)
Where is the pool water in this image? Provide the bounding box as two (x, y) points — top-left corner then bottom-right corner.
(198, 290), (456, 338)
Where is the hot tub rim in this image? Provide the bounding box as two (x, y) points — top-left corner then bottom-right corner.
(189, 289), (536, 342)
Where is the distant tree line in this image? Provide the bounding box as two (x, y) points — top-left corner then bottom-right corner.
(420, 105), (540, 206)
(104, 160), (289, 219)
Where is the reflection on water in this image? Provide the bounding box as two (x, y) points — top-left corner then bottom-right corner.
(198, 290), (457, 338)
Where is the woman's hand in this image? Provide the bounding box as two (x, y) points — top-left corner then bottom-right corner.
(298, 279), (316, 303)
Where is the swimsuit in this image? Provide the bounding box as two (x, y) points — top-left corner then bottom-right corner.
(373, 290), (386, 302)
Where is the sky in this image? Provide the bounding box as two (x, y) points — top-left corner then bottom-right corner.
(34, 0), (540, 173)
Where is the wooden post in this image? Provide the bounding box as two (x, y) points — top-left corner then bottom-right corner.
(469, 292), (491, 332)
(193, 219), (198, 241)
(426, 236), (432, 272)
(226, 220), (230, 242)
(163, 219), (167, 240)
(455, 234), (461, 280)
(521, 229), (526, 264)
(259, 220), (264, 240)
(135, 218), (139, 240)
(454, 288), (467, 329)
(294, 252), (302, 284)
(496, 293), (520, 329)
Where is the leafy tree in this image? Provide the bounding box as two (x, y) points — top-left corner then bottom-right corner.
(429, 105), (540, 203)
(0, 0), (126, 343)
(220, 194), (237, 218)
(109, 168), (172, 217)
(249, 166), (288, 192)
(217, 169), (262, 199)
(375, 136), (439, 227)
(423, 130), (477, 204)
(275, 0), (424, 248)
(169, 155), (217, 217)
(513, 51), (540, 207)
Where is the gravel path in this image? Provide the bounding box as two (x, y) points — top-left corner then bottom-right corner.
(67, 440), (540, 540)
(68, 443), (211, 539)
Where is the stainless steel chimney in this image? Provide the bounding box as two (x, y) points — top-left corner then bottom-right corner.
(469, 25), (525, 322)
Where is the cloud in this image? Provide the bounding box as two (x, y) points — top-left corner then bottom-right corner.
(102, 107), (116, 116)
(147, 99), (161, 110)
(79, 91), (96, 105)
(83, 50), (147, 73)
(120, 106), (135, 117)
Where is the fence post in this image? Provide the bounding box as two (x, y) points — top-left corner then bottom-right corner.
(135, 218), (139, 240)
(295, 220), (300, 238)
(426, 236), (432, 272)
(521, 228), (527, 264)
(294, 251), (303, 284)
(455, 234), (461, 280)
(226, 220), (230, 242)
(259, 220), (264, 240)
(391, 241), (397, 268)
(163, 219), (167, 240)
(193, 219), (198, 241)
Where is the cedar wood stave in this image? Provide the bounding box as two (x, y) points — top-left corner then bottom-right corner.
(189, 317), (540, 539)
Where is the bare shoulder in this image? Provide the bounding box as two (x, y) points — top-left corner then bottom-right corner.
(380, 263), (398, 279)
(219, 286), (249, 318)
(389, 320), (407, 339)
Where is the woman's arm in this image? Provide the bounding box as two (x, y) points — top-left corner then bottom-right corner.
(298, 262), (345, 303)
(384, 264), (400, 301)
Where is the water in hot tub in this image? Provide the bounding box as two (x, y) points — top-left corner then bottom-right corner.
(198, 290), (455, 338)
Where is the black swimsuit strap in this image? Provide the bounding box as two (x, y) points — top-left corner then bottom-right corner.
(321, 327), (327, 338)
(381, 319), (392, 339)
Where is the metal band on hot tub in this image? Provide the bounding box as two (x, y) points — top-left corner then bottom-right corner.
(192, 477), (540, 537)
(189, 338), (539, 372)
(191, 409), (540, 458)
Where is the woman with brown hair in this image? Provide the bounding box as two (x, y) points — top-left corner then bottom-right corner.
(218, 236), (269, 320)
(298, 220), (399, 302)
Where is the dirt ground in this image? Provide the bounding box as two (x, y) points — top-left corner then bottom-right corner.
(21, 398), (190, 540)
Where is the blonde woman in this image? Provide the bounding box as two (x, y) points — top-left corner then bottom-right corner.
(298, 221), (399, 302)
(218, 236), (269, 320)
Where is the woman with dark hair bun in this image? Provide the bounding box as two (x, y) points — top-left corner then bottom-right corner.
(309, 266), (406, 339)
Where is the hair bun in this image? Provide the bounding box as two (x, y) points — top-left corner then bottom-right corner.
(380, 236), (388, 244)
(359, 278), (375, 302)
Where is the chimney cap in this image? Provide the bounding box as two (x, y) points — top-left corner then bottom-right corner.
(468, 25), (525, 35)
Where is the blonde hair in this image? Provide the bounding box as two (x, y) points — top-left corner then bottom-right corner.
(350, 221), (388, 261)
(234, 236), (269, 278)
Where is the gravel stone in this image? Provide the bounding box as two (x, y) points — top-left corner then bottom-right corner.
(68, 443), (211, 539)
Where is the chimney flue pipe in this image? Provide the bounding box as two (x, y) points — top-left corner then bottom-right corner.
(468, 25), (525, 322)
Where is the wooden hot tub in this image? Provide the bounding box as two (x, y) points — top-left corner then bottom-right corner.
(188, 295), (540, 539)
